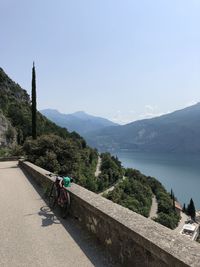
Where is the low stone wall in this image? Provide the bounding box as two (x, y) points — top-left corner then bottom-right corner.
(19, 160), (200, 267)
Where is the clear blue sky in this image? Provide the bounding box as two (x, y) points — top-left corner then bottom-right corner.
(1, 0), (200, 124)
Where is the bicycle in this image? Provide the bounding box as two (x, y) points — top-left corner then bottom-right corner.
(47, 174), (72, 218)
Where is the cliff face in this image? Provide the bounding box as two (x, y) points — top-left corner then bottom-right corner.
(0, 67), (30, 105)
(0, 112), (16, 146)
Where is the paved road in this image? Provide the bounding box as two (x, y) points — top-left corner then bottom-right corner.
(99, 176), (126, 196)
(0, 161), (116, 267)
(95, 156), (101, 177)
(149, 195), (158, 219)
(173, 212), (188, 234)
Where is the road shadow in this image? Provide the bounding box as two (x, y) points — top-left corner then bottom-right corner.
(20, 167), (118, 267)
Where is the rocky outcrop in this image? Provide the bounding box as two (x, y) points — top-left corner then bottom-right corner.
(0, 112), (16, 147)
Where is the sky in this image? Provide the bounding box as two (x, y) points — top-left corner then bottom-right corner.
(1, 0), (200, 124)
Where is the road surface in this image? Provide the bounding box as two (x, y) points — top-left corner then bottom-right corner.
(149, 195), (158, 219)
(0, 161), (116, 267)
(95, 156), (101, 177)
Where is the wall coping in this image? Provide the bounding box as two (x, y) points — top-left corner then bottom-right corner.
(19, 160), (200, 266)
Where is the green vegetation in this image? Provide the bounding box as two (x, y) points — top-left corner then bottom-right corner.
(104, 168), (180, 228)
(105, 176), (152, 217)
(187, 198), (196, 220)
(97, 153), (124, 191)
(147, 176), (180, 229)
(23, 134), (99, 191)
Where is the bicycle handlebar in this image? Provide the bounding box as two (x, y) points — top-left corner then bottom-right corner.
(46, 173), (74, 183)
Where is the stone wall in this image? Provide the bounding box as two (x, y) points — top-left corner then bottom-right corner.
(19, 160), (200, 267)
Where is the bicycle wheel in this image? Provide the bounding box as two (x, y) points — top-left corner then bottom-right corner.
(61, 191), (70, 219)
(48, 183), (58, 209)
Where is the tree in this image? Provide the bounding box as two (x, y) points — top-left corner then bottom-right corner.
(31, 62), (37, 139)
(182, 203), (186, 213)
(187, 198), (196, 220)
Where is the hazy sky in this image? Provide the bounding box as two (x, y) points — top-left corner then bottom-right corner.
(1, 0), (200, 124)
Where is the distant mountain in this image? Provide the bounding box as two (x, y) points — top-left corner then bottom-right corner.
(40, 109), (118, 136)
(85, 103), (200, 153)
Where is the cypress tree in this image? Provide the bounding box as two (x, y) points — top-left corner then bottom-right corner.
(182, 203), (186, 213)
(31, 62), (37, 139)
(190, 198), (196, 220)
(187, 198), (196, 220)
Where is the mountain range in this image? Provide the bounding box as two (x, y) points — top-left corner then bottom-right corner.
(85, 103), (200, 153)
(40, 109), (118, 136)
(41, 103), (200, 153)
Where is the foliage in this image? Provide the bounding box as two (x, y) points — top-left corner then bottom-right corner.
(23, 134), (98, 191)
(5, 126), (16, 143)
(105, 170), (152, 217)
(187, 198), (196, 220)
(125, 169), (180, 229)
(0, 147), (10, 157)
(154, 212), (180, 229)
(147, 176), (180, 229)
(97, 153), (124, 191)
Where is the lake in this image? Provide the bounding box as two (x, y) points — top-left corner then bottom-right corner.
(115, 151), (200, 209)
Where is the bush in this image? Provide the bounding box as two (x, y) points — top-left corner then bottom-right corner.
(105, 176), (152, 218)
(23, 134), (98, 192)
(155, 212), (180, 229)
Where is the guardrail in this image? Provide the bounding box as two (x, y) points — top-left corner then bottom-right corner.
(19, 160), (200, 267)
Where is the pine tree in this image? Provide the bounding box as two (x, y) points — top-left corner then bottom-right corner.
(31, 62), (37, 139)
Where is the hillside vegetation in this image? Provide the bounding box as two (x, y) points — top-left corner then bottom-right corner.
(105, 168), (180, 228)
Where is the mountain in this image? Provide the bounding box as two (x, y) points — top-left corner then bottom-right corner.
(40, 109), (118, 136)
(85, 103), (200, 153)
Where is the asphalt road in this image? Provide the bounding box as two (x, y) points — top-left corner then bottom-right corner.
(0, 161), (116, 267)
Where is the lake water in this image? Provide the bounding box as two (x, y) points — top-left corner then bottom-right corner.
(115, 151), (200, 209)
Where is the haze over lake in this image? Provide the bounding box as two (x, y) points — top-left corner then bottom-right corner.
(116, 151), (200, 209)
